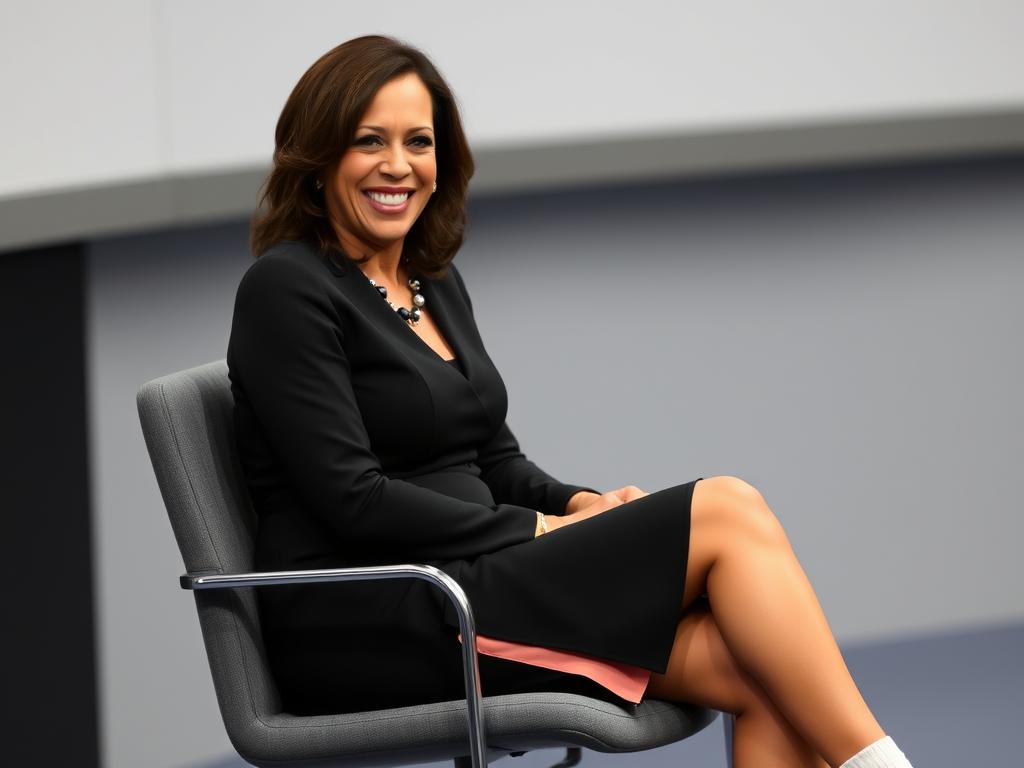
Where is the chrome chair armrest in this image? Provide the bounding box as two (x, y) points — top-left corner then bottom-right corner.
(180, 564), (488, 768)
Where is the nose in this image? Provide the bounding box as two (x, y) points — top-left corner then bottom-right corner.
(379, 140), (412, 179)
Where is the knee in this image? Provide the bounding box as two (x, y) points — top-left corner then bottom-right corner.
(694, 475), (787, 547)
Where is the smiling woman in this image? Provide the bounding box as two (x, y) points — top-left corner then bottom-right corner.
(230, 34), (911, 768)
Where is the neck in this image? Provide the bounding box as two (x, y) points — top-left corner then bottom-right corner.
(338, 233), (406, 284)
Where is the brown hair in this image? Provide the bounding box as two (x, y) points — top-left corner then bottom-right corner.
(250, 35), (475, 278)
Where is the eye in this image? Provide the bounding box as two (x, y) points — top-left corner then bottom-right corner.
(355, 135), (383, 146)
(411, 135), (434, 147)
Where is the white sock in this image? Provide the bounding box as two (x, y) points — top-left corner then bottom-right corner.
(838, 735), (914, 768)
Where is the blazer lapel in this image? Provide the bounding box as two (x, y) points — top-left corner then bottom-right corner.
(322, 251), (503, 431)
(328, 255), (475, 383)
(422, 271), (474, 381)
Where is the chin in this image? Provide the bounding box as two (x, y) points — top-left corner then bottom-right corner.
(372, 224), (414, 239)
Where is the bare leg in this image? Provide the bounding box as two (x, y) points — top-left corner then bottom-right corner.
(678, 476), (885, 767)
(647, 600), (828, 768)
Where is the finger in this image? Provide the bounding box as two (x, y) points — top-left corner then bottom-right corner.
(602, 493), (625, 509)
(615, 486), (646, 502)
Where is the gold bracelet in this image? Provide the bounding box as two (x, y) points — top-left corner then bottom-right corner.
(537, 511), (548, 535)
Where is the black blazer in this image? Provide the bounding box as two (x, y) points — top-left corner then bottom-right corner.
(226, 240), (602, 711)
(228, 239), (596, 564)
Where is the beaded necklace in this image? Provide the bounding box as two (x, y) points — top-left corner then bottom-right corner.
(366, 275), (425, 326)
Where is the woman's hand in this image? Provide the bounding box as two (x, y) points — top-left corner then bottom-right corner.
(563, 485), (648, 515)
(546, 485), (650, 533)
(564, 490), (601, 515)
(608, 484), (649, 503)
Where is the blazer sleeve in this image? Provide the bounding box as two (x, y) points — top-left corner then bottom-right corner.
(228, 254), (539, 562)
(474, 419), (601, 515)
(449, 264), (601, 515)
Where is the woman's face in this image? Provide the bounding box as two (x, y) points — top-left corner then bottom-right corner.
(325, 71), (438, 255)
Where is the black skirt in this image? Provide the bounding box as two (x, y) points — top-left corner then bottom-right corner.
(265, 478), (701, 715)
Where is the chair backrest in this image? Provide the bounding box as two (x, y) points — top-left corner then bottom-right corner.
(136, 359), (283, 734)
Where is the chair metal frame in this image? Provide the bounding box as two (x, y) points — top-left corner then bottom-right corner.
(182, 564), (493, 768)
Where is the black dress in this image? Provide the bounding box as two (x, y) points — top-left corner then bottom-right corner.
(226, 240), (702, 714)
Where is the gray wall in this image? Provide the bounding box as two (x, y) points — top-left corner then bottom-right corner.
(88, 158), (1024, 768)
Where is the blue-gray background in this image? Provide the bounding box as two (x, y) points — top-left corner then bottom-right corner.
(90, 161), (1023, 767)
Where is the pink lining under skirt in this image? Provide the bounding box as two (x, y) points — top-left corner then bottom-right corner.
(457, 632), (651, 704)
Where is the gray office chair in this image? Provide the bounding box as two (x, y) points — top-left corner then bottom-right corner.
(137, 359), (731, 768)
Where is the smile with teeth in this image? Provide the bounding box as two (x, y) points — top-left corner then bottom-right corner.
(364, 190), (412, 208)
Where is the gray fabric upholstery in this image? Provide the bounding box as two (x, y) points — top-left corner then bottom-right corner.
(137, 359), (719, 767)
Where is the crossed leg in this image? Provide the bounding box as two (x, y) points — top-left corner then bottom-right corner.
(647, 598), (828, 767)
(647, 475), (885, 768)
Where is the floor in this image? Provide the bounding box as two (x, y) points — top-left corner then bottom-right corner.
(196, 621), (1024, 767)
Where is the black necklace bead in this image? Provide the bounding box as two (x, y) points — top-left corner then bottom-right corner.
(367, 275), (425, 326)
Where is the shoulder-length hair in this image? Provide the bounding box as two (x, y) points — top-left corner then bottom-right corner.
(250, 35), (475, 278)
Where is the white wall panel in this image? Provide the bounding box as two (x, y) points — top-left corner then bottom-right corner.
(0, 1), (161, 197)
(3, 1), (1023, 199)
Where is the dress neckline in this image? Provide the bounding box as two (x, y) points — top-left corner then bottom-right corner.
(445, 356), (468, 379)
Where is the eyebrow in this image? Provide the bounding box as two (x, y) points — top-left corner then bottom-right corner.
(358, 125), (434, 133)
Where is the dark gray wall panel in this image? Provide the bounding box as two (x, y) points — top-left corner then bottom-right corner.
(0, 243), (98, 767)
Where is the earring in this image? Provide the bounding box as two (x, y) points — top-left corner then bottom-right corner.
(315, 179), (324, 190)
(432, 181), (437, 193)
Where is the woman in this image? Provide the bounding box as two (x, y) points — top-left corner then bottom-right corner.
(226, 35), (915, 768)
